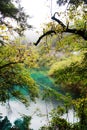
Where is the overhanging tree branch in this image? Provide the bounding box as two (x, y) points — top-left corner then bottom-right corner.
(51, 14), (87, 40)
(0, 61), (23, 70)
(35, 13), (87, 45)
(51, 14), (66, 28)
(34, 30), (56, 46)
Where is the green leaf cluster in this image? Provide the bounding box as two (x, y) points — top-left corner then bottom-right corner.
(0, 0), (18, 18)
(0, 41), (39, 105)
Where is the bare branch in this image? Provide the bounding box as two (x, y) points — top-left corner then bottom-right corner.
(34, 30), (56, 46)
(65, 28), (87, 40)
(51, 13), (66, 28)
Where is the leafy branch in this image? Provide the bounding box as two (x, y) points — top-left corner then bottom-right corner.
(0, 61), (23, 70)
(35, 12), (87, 45)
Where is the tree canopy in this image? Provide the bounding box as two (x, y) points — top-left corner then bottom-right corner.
(35, 1), (87, 129)
(0, 0), (31, 45)
(0, 0), (39, 105)
(0, 40), (39, 104)
(35, 0), (87, 45)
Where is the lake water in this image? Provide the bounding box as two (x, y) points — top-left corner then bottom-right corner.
(0, 69), (79, 129)
(0, 98), (79, 130)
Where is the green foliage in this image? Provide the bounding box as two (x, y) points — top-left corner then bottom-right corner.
(0, 116), (12, 130)
(48, 34), (87, 129)
(0, 0), (18, 18)
(49, 53), (87, 97)
(50, 117), (71, 130)
(36, 40), (57, 68)
(36, 19), (87, 129)
(73, 97), (87, 128)
(13, 115), (31, 130)
(50, 106), (65, 117)
(74, 19), (86, 31)
(0, 41), (39, 105)
(40, 117), (71, 130)
(0, 0), (31, 45)
(49, 54), (82, 76)
(56, 34), (86, 52)
(57, 0), (86, 6)
(0, 115), (33, 130)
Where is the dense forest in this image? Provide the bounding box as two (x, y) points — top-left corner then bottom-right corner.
(0, 0), (87, 130)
